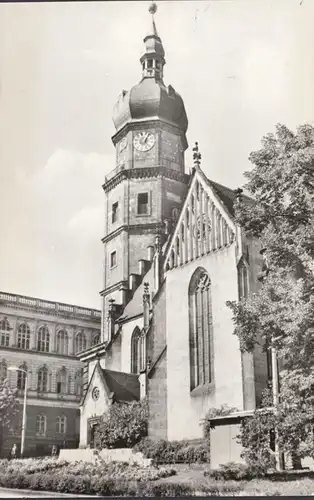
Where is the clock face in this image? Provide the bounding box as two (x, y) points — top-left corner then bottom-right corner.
(133, 132), (155, 152)
(119, 137), (128, 153)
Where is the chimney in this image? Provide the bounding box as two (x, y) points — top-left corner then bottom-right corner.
(129, 274), (138, 292)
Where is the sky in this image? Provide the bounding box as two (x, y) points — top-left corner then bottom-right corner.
(0, 0), (313, 309)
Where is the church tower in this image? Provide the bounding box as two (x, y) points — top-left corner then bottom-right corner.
(101, 3), (189, 341)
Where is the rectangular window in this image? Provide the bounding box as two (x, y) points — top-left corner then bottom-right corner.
(137, 193), (149, 215)
(147, 59), (153, 68)
(112, 202), (118, 223)
(110, 251), (117, 268)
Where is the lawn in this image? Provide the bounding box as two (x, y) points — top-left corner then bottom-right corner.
(157, 464), (314, 496)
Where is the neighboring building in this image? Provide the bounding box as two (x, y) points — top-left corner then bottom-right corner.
(78, 3), (269, 465)
(0, 291), (101, 456)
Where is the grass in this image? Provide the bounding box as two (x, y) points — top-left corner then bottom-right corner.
(157, 464), (314, 496)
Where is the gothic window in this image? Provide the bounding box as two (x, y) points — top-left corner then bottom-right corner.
(17, 363), (27, 390)
(0, 360), (7, 384)
(110, 251), (117, 269)
(37, 326), (50, 352)
(56, 330), (68, 355)
(188, 268), (212, 391)
(37, 366), (48, 392)
(56, 415), (67, 434)
(75, 331), (86, 354)
(131, 327), (141, 374)
(74, 369), (83, 396)
(56, 367), (68, 394)
(137, 193), (149, 215)
(112, 202), (119, 223)
(36, 414), (47, 436)
(238, 260), (249, 300)
(17, 323), (30, 350)
(0, 318), (10, 347)
(92, 333), (100, 347)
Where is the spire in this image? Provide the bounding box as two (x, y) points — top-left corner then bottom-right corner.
(140, 2), (165, 81)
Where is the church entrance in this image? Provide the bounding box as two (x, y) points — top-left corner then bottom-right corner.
(88, 418), (100, 449)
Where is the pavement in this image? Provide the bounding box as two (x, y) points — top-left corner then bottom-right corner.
(0, 487), (97, 498)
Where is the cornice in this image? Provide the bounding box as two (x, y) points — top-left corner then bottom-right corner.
(103, 166), (190, 193)
(99, 280), (129, 297)
(101, 222), (164, 244)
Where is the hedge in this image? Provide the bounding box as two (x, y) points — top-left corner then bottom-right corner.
(134, 438), (210, 464)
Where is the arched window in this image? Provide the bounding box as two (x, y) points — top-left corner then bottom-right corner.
(17, 363), (27, 390)
(92, 333), (100, 347)
(238, 260), (249, 300)
(17, 323), (30, 350)
(56, 330), (68, 355)
(0, 318), (10, 347)
(189, 268), (212, 391)
(36, 414), (47, 436)
(37, 366), (48, 392)
(37, 326), (50, 352)
(56, 415), (67, 434)
(56, 367), (67, 394)
(75, 331), (86, 354)
(74, 369), (83, 396)
(0, 360), (7, 384)
(131, 327), (141, 374)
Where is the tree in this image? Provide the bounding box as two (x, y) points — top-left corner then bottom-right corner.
(94, 398), (148, 449)
(227, 124), (314, 463)
(0, 380), (20, 455)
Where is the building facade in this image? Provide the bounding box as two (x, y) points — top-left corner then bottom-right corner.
(0, 291), (101, 456)
(78, 4), (270, 464)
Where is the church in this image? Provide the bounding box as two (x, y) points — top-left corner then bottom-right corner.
(78, 3), (269, 462)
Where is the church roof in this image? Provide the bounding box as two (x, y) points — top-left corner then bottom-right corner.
(101, 368), (140, 402)
(118, 265), (154, 322)
(196, 168), (253, 218)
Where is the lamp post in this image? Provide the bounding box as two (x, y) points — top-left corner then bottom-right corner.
(8, 366), (28, 457)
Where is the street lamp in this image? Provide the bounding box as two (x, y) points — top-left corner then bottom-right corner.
(8, 366), (28, 458)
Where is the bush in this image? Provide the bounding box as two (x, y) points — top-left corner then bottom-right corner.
(94, 398), (148, 449)
(134, 438), (210, 463)
(205, 461), (262, 481)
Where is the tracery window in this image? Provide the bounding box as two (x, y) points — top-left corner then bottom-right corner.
(17, 363), (27, 390)
(56, 329), (68, 355)
(131, 327), (142, 374)
(75, 331), (86, 354)
(238, 260), (249, 300)
(0, 360), (7, 384)
(0, 318), (10, 347)
(56, 367), (68, 394)
(17, 323), (30, 349)
(36, 414), (47, 436)
(188, 268), (212, 391)
(56, 415), (67, 434)
(37, 326), (50, 352)
(37, 366), (48, 392)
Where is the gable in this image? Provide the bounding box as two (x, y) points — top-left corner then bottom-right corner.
(164, 169), (237, 271)
(81, 363), (113, 417)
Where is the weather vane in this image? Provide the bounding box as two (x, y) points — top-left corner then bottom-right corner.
(193, 142), (202, 168)
(149, 2), (157, 15)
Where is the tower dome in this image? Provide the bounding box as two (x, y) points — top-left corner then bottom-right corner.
(112, 4), (188, 134)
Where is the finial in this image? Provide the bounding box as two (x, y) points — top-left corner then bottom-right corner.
(193, 142), (202, 168)
(149, 2), (157, 15)
(234, 188), (243, 203)
(144, 282), (149, 295)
